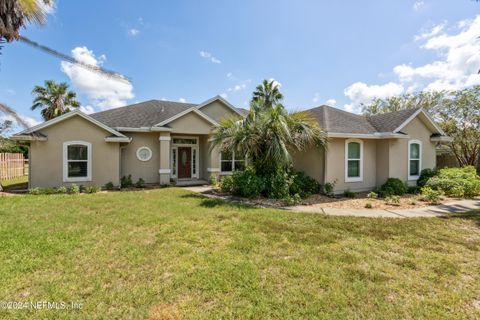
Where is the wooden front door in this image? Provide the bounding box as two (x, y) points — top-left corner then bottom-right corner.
(177, 147), (192, 179)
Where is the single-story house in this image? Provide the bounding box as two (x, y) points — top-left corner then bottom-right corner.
(12, 96), (451, 193)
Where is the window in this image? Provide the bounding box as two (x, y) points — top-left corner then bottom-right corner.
(408, 140), (422, 180)
(220, 151), (246, 173)
(63, 141), (91, 182)
(136, 146), (152, 162)
(172, 138), (197, 145)
(345, 139), (363, 182)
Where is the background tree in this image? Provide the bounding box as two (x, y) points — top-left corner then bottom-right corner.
(251, 79), (284, 110)
(211, 80), (326, 175)
(361, 86), (480, 168)
(31, 80), (80, 121)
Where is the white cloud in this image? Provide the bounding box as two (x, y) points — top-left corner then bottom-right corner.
(414, 23), (445, 41)
(226, 79), (251, 94)
(413, 1), (425, 11)
(178, 98), (187, 103)
(61, 46), (134, 110)
(1, 113), (40, 128)
(38, 0), (55, 15)
(220, 93), (228, 99)
(268, 78), (282, 89)
(128, 28), (140, 36)
(312, 92), (320, 103)
(79, 105), (95, 114)
(199, 51), (222, 64)
(226, 73), (233, 79)
(344, 82), (404, 112)
(5, 89), (15, 95)
(343, 16), (480, 112)
(326, 99), (337, 106)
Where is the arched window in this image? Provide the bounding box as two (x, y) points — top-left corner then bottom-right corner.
(63, 141), (92, 182)
(345, 139), (363, 182)
(408, 140), (422, 180)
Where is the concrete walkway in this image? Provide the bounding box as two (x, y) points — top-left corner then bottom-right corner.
(182, 185), (480, 218)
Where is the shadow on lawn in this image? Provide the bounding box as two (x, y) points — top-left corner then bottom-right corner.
(441, 210), (480, 226)
(180, 193), (257, 209)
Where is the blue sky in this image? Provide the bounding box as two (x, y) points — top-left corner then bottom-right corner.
(0, 0), (479, 126)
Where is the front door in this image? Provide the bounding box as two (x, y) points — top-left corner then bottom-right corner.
(177, 147), (192, 179)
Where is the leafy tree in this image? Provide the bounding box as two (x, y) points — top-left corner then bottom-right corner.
(31, 80), (80, 120)
(251, 79), (284, 110)
(210, 80), (326, 175)
(361, 86), (480, 168)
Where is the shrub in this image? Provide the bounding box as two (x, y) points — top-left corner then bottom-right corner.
(231, 167), (265, 198)
(426, 166), (480, 198)
(421, 186), (443, 204)
(219, 175), (234, 193)
(417, 168), (438, 187)
(283, 193), (302, 206)
(121, 175), (133, 188)
(104, 182), (115, 190)
(385, 195), (400, 205)
(67, 184), (80, 194)
(84, 185), (100, 194)
(135, 178), (146, 188)
(365, 202), (373, 209)
(289, 171), (321, 198)
(379, 178), (407, 196)
(56, 186), (67, 194)
(407, 186), (421, 194)
(208, 175), (218, 186)
(367, 191), (378, 199)
(28, 187), (41, 195)
(343, 189), (356, 198)
(324, 180), (337, 197)
(265, 171), (293, 199)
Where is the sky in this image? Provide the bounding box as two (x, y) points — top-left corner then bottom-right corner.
(0, 0), (479, 128)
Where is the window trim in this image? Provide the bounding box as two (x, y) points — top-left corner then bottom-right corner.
(63, 141), (92, 182)
(408, 139), (422, 181)
(136, 146), (153, 162)
(220, 151), (246, 174)
(345, 139), (363, 183)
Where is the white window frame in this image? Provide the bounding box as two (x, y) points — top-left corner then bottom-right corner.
(171, 136), (199, 179)
(220, 151), (246, 174)
(345, 139), (363, 183)
(136, 146), (153, 162)
(408, 139), (422, 181)
(63, 141), (92, 182)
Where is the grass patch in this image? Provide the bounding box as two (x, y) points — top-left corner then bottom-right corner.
(1, 176), (28, 191)
(0, 188), (479, 319)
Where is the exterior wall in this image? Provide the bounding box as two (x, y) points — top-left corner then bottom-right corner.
(324, 138), (377, 194)
(200, 101), (238, 122)
(375, 139), (390, 186)
(169, 112), (214, 134)
(292, 147), (325, 183)
(389, 117), (436, 184)
(29, 116), (120, 188)
(120, 132), (161, 184)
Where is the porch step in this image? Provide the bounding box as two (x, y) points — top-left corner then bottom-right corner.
(175, 180), (209, 187)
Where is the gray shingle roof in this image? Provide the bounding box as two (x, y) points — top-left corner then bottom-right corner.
(305, 105), (422, 134)
(90, 99), (249, 128)
(367, 108), (420, 133)
(90, 100), (196, 128)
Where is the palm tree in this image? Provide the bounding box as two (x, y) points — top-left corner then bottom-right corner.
(211, 81), (326, 175)
(251, 79), (284, 109)
(31, 80), (80, 121)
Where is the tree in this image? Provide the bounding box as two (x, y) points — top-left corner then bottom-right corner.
(210, 80), (326, 175)
(361, 86), (480, 168)
(251, 79), (284, 110)
(31, 80), (80, 121)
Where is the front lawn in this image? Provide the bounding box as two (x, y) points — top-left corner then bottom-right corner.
(0, 189), (479, 319)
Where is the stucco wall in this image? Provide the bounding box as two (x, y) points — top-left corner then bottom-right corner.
(200, 101), (238, 122)
(29, 115), (120, 188)
(389, 117), (436, 183)
(375, 139), (390, 186)
(120, 132), (161, 184)
(292, 147), (325, 183)
(169, 112), (214, 134)
(324, 138), (377, 193)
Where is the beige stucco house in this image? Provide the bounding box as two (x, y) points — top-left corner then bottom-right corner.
(12, 96), (451, 193)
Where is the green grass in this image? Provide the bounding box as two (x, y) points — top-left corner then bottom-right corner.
(1, 176), (28, 190)
(0, 188), (479, 319)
